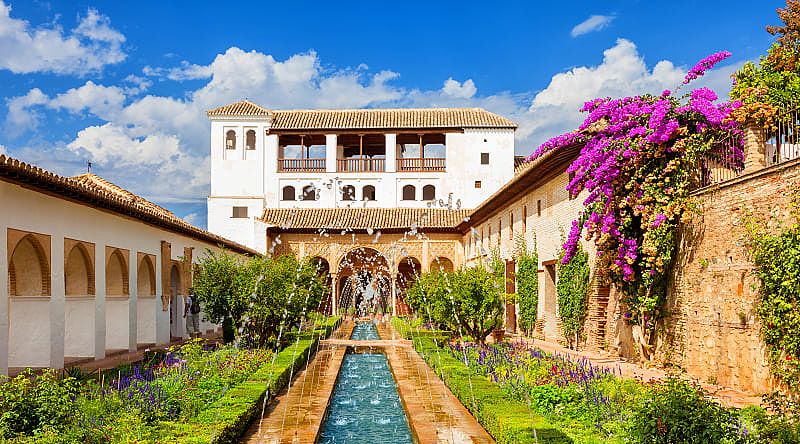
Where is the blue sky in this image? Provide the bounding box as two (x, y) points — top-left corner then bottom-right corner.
(0, 0), (785, 227)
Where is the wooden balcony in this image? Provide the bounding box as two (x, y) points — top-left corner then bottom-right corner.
(337, 158), (385, 172)
(397, 157), (446, 172)
(278, 158), (326, 173)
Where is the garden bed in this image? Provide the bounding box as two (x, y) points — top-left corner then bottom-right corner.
(392, 317), (570, 443)
(0, 316), (340, 444)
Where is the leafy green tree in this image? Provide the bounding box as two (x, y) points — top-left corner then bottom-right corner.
(516, 237), (539, 334)
(242, 255), (326, 347)
(192, 249), (247, 343)
(407, 266), (503, 343)
(557, 242), (590, 349)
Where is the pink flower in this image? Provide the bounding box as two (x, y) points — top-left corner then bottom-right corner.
(683, 51), (732, 84)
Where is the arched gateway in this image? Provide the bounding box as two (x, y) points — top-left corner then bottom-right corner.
(337, 248), (392, 316)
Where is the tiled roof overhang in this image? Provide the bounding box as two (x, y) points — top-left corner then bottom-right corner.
(0, 155), (258, 256)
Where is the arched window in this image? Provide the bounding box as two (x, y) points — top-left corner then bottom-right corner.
(65, 243), (94, 296)
(342, 185), (355, 201)
(302, 185), (316, 201)
(225, 130), (236, 150)
(422, 185), (435, 201)
(402, 185), (416, 201)
(362, 185), (376, 201)
(245, 129), (256, 150)
(106, 249), (129, 297)
(9, 234), (50, 296)
(137, 255), (156, 297)
(282, 186), (296, 201)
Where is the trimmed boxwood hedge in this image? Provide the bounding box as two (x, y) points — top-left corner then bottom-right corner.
(393, 318), (572, 444)
(150, 316), (341, 443)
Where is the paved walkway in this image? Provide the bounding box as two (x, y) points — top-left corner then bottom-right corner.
(511, 335), (762, 408)
(243, 320), (494, 444)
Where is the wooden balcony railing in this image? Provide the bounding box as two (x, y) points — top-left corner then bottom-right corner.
(397, 157), (446, 172)
(278, 158), (326, 172)
(337, 158), (385, 172)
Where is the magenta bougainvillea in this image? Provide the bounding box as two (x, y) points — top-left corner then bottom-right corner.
(530, 52), (743, 357)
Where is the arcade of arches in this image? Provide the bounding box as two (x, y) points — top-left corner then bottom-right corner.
(270, 232), (463, 316)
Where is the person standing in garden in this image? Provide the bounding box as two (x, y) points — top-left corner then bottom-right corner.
(184, 289), (202, 338)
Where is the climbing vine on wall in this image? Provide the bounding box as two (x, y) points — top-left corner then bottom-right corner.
(745, 193), (800, 388)
(516, 237), (539, 334)
(527, 51), (743, 359)
(557, 242), (590, 349)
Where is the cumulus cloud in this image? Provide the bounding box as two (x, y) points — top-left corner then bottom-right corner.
(441, 78), (477, 99)
(571, 14), (615, 37)
(0, 2), (125, 75)
(0, 144), (6, 155)
(5, 88), (49, 134)
(5, 40), (740, 208)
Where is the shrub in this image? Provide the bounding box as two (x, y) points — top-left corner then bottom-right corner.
(628, 377), (744, 444)
(0, 369), (80, 438)
(556, 242), (590, 349)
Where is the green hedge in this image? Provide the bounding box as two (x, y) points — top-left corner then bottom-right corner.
(391, 316), (452, 344)
(393, 318), (571, 444)
(152, 316), (340, 443)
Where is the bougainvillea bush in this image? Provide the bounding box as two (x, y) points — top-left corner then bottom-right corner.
(528, 52), (743, 359)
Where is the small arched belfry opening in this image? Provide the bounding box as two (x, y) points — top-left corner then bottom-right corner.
(282, 186), (296, 201)
(65, 239), (95, 297)
(137, 254), (156, 298)
(430, 257), (454, 273)
(105, 247), (129, 297)
(8, 229), (51, 297)
(225, 129), (236, 150)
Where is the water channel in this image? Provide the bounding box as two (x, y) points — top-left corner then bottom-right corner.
(317, 322), (413, 443)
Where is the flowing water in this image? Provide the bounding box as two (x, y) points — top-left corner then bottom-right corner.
(350, 321), (380, 340)
(317, 352), (413, 443)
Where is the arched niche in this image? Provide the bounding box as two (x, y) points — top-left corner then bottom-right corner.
(8, 229), (50, 297)
(105, 247), (129, 297)
(65, 240), (95, 297)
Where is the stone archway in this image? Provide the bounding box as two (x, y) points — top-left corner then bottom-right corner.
(395, 256), (422, 316)
(430, 256), (454, 273)
(169, 263), (183, 339)
(309, 256), (332, 314)
(337, 247), (391, 316)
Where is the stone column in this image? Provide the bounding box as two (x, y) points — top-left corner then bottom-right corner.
(330, 273), (338, 316)
(0, 226), (8, 376)
(385, 133), (397, 173)
(155, 249), (169, 345)
(93, 243), (105, 360)
(128, 250), (138, 352)
(391, 274), (397, 317)
(326, 134), (337, 173)
(47, 234), (65, 369)
(743, 121), (767, 174)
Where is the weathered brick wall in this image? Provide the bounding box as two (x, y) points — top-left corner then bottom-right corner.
(658, 159), (800, 393)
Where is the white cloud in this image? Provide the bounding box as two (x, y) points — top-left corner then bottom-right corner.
(442, 78), (477, 99)
(0, 2), (125, 75)
(5, 40), (740, 206)
(0, 144), (6, 155)
(5, 88), (48, 133)
(571, 14), (615, 37)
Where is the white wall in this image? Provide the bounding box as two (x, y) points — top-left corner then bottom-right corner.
(0, 180), (235, 374)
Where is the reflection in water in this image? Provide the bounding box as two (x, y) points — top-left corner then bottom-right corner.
(317, 353), (412, 443)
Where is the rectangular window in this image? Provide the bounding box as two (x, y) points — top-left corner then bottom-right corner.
(522, 205), (527, 234)
(510, 213), (514, 240)
(475, 180), (482, 189)
(481, 153), (490, 164)
(537, 199), (542, 217)
(232, 206), (248, 218)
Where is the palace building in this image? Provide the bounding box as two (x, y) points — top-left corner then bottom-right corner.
(206, 100), (518, 251)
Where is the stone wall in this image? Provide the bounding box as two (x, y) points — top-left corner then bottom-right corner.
(658, 158), (800, 393)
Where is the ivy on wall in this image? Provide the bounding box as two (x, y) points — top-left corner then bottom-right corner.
(557, 242), (590, 349)
(516, 237), (539, 334)
(745, 194), (800, 388)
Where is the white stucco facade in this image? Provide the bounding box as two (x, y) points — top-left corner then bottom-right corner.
(207, 106), (517, 252)
(0, 178), (246, 375)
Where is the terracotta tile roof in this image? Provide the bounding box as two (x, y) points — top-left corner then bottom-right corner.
(0, 155), (258, 256)
(260, 207), (470, 232)
(207, 100), (517, 130)
(206, 100), (270, 117)
(270, 108), (517, 131)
